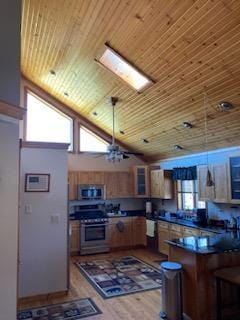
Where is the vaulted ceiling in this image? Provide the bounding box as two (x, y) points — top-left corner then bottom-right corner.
(21, 0), (240, 161)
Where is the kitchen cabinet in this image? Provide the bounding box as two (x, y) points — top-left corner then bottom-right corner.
(133, 165), (150, 197)
(198, 164), (228, 203)
(169, 223), (183, 240)
(70, 220), (80, 254)
(104, 171), (133, 198)
(68, 170), (133, 200)
(132, 217), (146, 246)
(229, 156), (240, 203)
(158, 221), (170, 255)
(68, 171), (77, 200)
(182, 226), (200, 237)
(150, 169), (173, 199)
(77, 171), (104, 185)
(109, 217), (133, 248)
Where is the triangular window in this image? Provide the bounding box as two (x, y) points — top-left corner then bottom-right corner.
(79, 126), (108, 152)
(26, 91), (73, 150)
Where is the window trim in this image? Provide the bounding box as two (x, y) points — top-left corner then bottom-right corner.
(78, 124), (109, 154)
(23, 87), (75, 152)
(177, 180), (202, 210)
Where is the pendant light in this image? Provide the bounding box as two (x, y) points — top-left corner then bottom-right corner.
(204, 92), (214, 187)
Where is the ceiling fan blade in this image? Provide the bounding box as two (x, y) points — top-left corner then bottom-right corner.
(123, 151), (144, 156)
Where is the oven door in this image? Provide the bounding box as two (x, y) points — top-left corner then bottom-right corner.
(81, 223), (109, 248)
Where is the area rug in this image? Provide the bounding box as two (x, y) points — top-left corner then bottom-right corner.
(18, 298), (102, 320)
(75, 256), (161, 299)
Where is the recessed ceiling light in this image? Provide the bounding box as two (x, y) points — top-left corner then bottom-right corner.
(182, 122), (193, 129)
(97, 44), (154, 92)
(174, 145), (183, 151)
(119, 130), (125, 135)
(64, 92), (69, 97)
(142, 138), (149, 143)
(218, 101), (234, 111)
(50, 69), (56, 76)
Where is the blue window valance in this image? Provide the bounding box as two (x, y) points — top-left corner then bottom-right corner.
(172, 166), (197, 181)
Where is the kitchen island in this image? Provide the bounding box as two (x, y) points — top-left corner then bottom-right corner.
(167, 233), (240, 320)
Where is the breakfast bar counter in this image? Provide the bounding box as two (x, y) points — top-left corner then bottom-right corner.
(167, 233), (240, 320)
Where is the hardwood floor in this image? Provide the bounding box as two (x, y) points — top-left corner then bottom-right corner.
(19, 248), (166, 320)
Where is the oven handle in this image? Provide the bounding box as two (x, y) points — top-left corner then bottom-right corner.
(81, 223), (108, 227)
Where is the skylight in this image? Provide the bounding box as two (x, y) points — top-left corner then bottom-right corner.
(98, 46), (153, 92)
(79, 126), (108, 152)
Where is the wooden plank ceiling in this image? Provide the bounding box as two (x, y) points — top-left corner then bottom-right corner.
(21, 0), (240, 161)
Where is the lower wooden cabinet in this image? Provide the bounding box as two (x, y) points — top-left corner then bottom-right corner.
(132, 217), (147, 246)
(109, 217), (146, 249)
(70, 220), (80, 254)
(158, 221), (170, 255)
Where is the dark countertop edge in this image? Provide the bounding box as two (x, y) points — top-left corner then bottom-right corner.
(157, 216), (226, 234)
(165, 239), (221, 255)
(70, 210), (146, 220)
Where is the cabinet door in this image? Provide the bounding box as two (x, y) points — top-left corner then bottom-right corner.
(182, 226), (200, 237)
(133, 166), (149, 197)
(87, 171), (104, 184)
(68, 171), (77, 200)
(109, 218), (133, 247)
(132, 217), (146, 246)
(118, 172), (134, 198)
(197, 166), (215, 201)
(104, 172), (119, 198)
(229, 157), (240, 203)
(77, 171), (89, 184)
(150, 170), (160, 197)
(70, 221), (80, 254)
(212, 164), (228, 203)
(158, 224), (170, 255)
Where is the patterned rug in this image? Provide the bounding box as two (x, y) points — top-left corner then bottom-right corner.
(75, 256), (161, 299)
(18, 298), (102, 320)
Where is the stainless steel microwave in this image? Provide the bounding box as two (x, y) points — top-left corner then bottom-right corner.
(77, 184), (106, 200)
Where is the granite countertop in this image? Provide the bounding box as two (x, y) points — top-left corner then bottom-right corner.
(166, 231), (240, 255)
(70, 210), (145, 220)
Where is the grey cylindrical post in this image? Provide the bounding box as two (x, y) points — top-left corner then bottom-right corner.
(160, 261), (183, 320)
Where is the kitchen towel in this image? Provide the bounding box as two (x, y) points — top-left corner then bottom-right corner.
(146, 219), (156, 237)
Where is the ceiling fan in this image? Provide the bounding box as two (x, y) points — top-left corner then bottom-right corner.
(98, 96), (144, 162)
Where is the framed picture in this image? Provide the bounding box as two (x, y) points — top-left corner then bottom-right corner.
(25, 173), (50, 192)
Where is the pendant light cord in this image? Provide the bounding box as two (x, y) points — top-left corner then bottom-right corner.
(204, 92), (209, 166)
(112, 103), (115, 146)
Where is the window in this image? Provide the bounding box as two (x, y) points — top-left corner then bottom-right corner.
(177, 180), (205, 210)
(79, 126), (108, 152)
(26, 92), (73, 150)
(98, 45), (153, 92)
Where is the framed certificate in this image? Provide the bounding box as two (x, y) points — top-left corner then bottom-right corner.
(25, 173), (50, 192)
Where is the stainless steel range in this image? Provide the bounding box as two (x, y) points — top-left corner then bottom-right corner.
(74, 204), (109, 255)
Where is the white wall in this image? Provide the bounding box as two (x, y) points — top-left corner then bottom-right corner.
(68, 153), (145, 171)
(19, 147), (68, 297)
(0, 118), (19, 320)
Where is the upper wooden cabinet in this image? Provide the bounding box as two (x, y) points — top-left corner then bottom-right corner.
(228, 156), (240, 203)
(68, 170), (133, 200)
(150, 169), (173, 199)
(132, 165), (150, 198)
(197, 164), (228, 203)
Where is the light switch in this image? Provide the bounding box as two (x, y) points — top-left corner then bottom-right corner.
(51, 214), (60, 223)
(25, 204), (32, 214)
